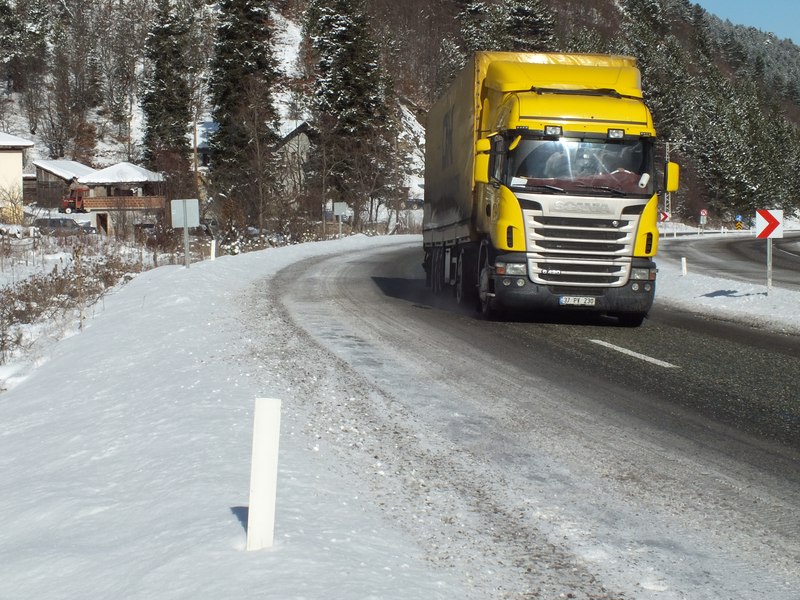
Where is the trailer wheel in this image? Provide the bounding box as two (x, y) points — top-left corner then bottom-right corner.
(431, 247), (443, 293)
(423, 251), (432, 288)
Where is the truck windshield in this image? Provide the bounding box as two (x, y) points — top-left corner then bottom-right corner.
(508, 137), (655, 197)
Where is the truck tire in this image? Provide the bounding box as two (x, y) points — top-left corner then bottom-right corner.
(455, 247), (477, 306)
(478, 250), (499, 319)
(64, 207), (72, 214)
(423, 251), (432, 288)
(431, 247), (444, 293)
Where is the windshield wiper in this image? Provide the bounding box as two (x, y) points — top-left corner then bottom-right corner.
(513, 182), (566, 193)
(573, 183), (627, 196)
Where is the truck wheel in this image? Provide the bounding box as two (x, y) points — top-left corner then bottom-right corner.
(617, 312), (646, 327)
(455, 248), (476, 306)
(423, 251), (432, 288)
(478, 250), (499, 319)
(64, 207), (72, 214)
(431, 247), (443, 293)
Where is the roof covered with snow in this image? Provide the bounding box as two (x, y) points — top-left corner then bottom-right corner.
(0, 132), (34, 148)
(32, 160), (96, 181)
(77, 161), (163, 185)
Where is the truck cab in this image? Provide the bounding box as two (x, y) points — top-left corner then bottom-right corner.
(423, 52), (679, 326)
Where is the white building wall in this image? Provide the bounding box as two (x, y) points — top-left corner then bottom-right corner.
(0, 150), (24, 197)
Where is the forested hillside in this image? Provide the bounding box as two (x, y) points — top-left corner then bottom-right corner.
(1, 0), (799, 233)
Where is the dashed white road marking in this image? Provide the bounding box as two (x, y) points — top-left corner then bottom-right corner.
(589, 339), (680, 369)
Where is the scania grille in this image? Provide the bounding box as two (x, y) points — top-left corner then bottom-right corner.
(525, 212), (637, 287)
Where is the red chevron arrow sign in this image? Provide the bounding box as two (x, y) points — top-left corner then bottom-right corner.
(755, 209), (783, 239)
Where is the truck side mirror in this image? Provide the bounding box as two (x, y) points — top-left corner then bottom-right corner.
(665, 161), (680, 193)
(474, 138), (491, 184)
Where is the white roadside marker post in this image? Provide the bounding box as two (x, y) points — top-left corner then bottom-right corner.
(246, 398), (282, 551)
(766, 237), (774, 296)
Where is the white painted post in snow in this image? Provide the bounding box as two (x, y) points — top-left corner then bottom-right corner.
(246, 398), (282, 551)
(182, 200), (190, 268)
(210, 239), (216, 261)
(766, 238), (773, 296)
(681, 257), (688, 276)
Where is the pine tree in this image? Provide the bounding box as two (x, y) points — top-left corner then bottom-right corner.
(458, 1), (496, 54)
(94, 0), (154, 146)
(457, 0), (554, 54)
(141, 0), (192, 182)
(0, 0), (20, 87)
(502, 0), (555, 52)
(208, 0), (281, 229)
(306, 0), (400, 230)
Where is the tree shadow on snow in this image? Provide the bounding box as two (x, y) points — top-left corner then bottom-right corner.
(702, 289), (765, 298)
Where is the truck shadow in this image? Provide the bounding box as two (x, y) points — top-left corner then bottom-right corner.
(371, 276), (618, 326)
(371, 276), (453, 311)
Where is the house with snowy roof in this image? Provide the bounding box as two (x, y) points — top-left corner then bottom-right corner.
(78, 161), (164, 188)
(0, 132), (35, 220)
(31, 159), (166, 234)
(32, 159), (97, 208)
(73, 162), (166, 233)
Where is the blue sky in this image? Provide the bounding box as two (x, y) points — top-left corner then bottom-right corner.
(694, 1), (799, 42)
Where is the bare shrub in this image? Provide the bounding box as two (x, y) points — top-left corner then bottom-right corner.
(0, 242), (144, 364)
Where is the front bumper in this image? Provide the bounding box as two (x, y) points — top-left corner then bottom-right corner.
(489, 258), (656, 315)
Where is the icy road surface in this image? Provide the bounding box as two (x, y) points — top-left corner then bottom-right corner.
(258, 237), (800, 599)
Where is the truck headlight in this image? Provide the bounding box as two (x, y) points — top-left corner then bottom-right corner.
(496, 261), (527, 276)
(631, 267), (656, 281)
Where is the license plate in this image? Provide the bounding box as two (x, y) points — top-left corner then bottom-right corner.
(559, 296), (596, 307)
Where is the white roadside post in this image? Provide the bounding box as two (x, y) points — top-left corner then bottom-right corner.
(755, 209), (783, 296)
(246, 398), (282, 551)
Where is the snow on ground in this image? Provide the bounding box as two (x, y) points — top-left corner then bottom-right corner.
(657, 222), (800, 335)
(0, 232), (798, 600)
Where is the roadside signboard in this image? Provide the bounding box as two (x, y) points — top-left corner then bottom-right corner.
(659, 211), (670, 222)
(755, 209), (783, 239)
(171, 198), (200, 228)
(171, 199), (200, 268)
(333, 202), (348, 237)
(755, 209), (784, 295)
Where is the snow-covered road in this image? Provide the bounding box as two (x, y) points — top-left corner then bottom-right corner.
(1, 234), (798, 600)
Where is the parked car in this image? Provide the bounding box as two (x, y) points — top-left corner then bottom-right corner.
(33, 218), (95, 236)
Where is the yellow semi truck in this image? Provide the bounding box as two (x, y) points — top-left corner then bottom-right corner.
(423, 52), (679, 326)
